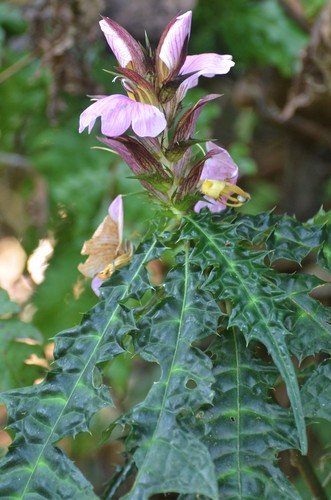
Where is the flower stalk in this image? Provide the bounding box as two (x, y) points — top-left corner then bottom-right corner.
(78, 10), (250, 290)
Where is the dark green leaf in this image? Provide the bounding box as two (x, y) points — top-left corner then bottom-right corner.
(0, 447), (97, 499)
(182, 212), (308, 454)
(266, 215), (324, 264)
(0, 239), (163, 498)
(317, 224), (331, 273)
(233, 210), (275, 244)
(301, 360), (331, 421)
(121, 250), (222, 499)
(181, 332), (300, 499)
(310, 207), (331, 226)
(264, 274), (331, 362)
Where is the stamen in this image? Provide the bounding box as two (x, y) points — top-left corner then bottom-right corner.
(201, 179), (250, 207)
(158, 59), (170, 82)
(201, 180), (226, 199)
(122, 79), (135, 94)
(135, 86), (155, 105)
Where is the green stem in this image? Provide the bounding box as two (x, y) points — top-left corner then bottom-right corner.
(290, 449), (328, 500)
(102, 462), (135, 499)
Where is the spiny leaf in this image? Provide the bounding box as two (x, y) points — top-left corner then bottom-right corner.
(311, 207), (331, 226)
(120, 248), (222, 499)
(232, 210), (275, 244)
(264, 273), (331, 362)
(301, 360), (331, 421)
(266, 215), (324, 264)
(317, 223), (331, 273)
(180, 331), (300, 499)
(0, 445), (97, 499)
(0, 239), (163, 498)
(181, 212), (308, 454)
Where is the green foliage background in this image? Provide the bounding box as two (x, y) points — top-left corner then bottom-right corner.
(0, 0), (330, 497)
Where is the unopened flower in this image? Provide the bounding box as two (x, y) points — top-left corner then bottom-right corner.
(100, 135), (170, 201)
(78, 195), (133, 295)
(195, 142), (250, 213)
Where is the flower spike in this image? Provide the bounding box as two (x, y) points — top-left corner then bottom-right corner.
(79, 12), (242, 215)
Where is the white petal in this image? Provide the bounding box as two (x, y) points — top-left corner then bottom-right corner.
(202, 142), (239, 183)
(100, 19), (133, 67)
(177, 54), (235, 101)
(159, 11), (192, 69)
(80, 96), (166, 138)
(91, 275), (103, 296)
(181, 54), (234, 75)
(79, 95), (133, 136)
(108, 195), (123, 246)
(194, 198), (226, 213)
(131, 102), (167, 137)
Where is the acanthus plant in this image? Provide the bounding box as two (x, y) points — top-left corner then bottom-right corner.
(0, 10), (330, 500)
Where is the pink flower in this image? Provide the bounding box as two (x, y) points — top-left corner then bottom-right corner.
(80, 17), (167, 138)
(79, 95), (166, 138)
(80, 11), (235, 139)
(99, 17), (147, 74)
(157, 11), (192, 74)
(91, 275), (104, 296)
(177, 54), (235, 101)
(157, 11), (235, 99)
(194, 142), (239, 213)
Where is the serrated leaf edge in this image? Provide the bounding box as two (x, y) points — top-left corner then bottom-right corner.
(184, 215), (308, 454)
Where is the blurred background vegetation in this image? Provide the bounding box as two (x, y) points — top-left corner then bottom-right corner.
(0, 0), (330, 496)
